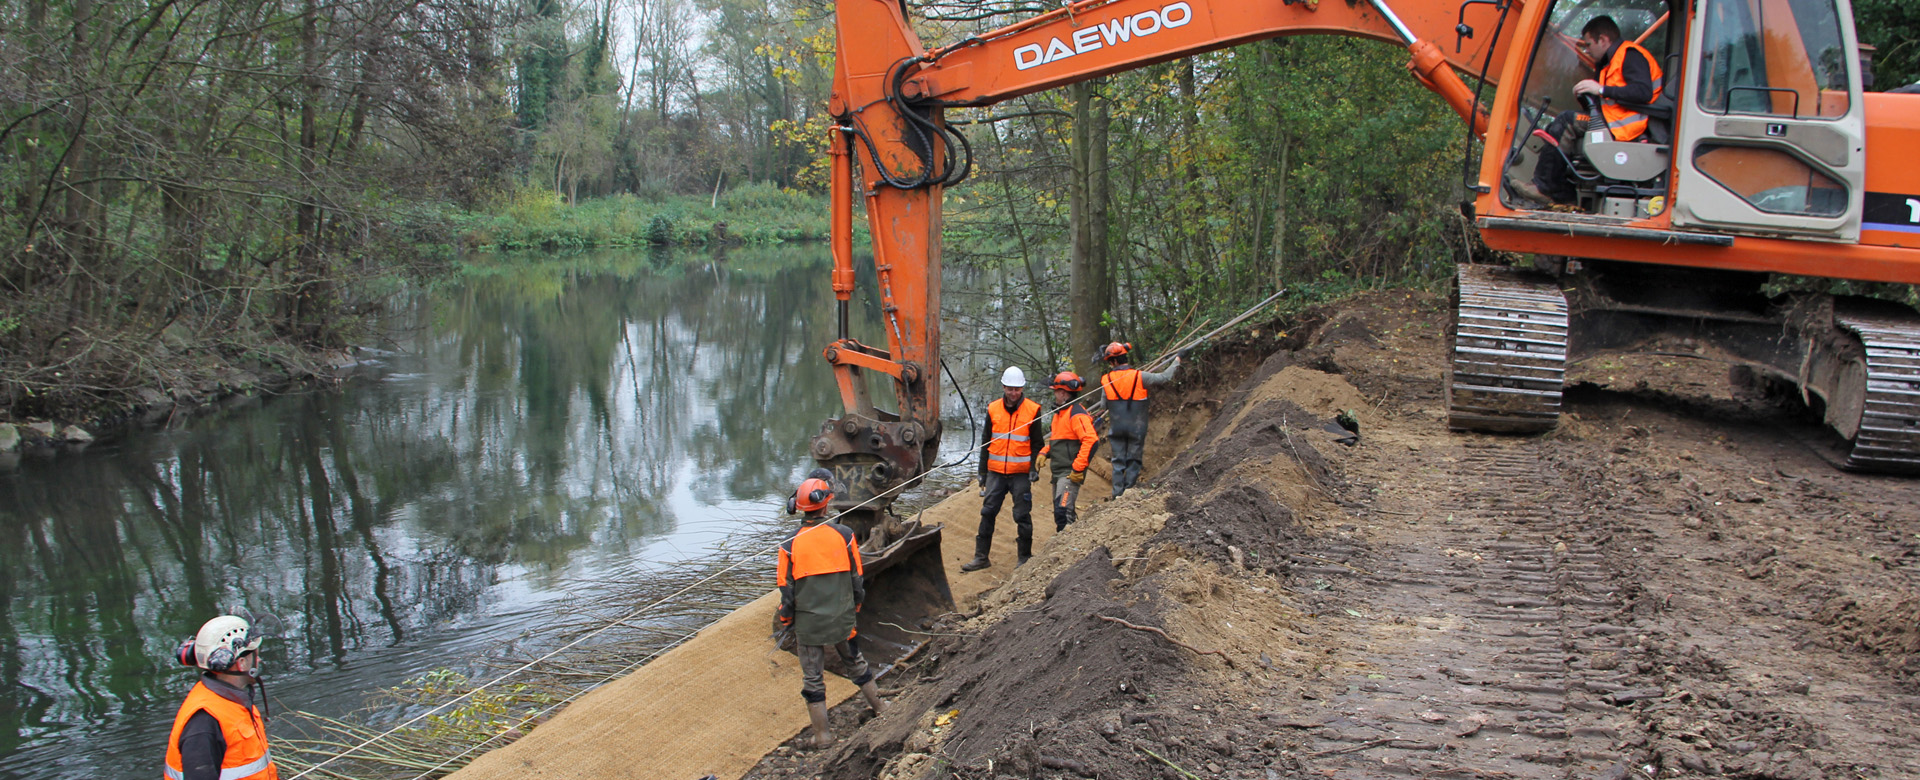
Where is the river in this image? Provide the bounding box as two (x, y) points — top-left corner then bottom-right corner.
(0, 245), (1022, 780)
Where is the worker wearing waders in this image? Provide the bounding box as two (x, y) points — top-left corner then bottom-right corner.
(164, 615), (279, 780)
(963, 366), (1042, 572)
(1040, 371), (1099, 532)
(1099, 343), (1182, 497)
(777, 474), (886, 748)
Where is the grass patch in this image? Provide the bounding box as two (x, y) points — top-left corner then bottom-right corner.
(455, 183), (848, 250)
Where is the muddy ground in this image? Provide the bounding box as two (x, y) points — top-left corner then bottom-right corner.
(745, 289), (1920, 780)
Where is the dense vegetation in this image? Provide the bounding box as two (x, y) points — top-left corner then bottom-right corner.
(1, 0), (1913, 420)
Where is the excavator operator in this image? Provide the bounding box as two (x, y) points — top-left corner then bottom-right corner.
(1514, 15), (1662, 205)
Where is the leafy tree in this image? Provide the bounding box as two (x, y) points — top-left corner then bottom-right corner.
(1856, 0), (1920, 89)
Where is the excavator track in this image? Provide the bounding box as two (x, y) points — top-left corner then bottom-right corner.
(1836, 311), (1920, 473)
(1447, 264), (1569, 434)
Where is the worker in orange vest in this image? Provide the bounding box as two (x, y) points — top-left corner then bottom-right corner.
(964, 366), (1042, 572)
(1516, 15), (1662, 204)
(777, 473), (885, 748)
(1040, 371), (1099, 532)
(164, 615), (278, 780)
(1099, 343), (1182, 497)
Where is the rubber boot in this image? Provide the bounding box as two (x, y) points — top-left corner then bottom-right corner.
(806, 701), (833, 749)
(859, 680), (888, 715)
(960, 535), (991, 572)
(1016, 535), (1032, 567)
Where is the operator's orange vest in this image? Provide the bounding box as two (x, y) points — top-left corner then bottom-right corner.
(1599, 40), (1662, 141)
(986, 398), (1041, 474)
(1102, 368), (1149, 402)
(164, 680), (277, 780)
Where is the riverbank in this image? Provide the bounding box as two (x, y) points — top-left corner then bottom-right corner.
(452, 185), (843, 250)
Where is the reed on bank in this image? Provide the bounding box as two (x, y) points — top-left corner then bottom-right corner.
(276, 520), (790, 780)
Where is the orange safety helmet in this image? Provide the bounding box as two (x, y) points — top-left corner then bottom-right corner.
(1049, 371), (1085, 392)
(789, 477), (834, 514)
(1100, 342), (1133, 362)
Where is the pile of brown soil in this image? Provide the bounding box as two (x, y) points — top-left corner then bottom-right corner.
(745, 298), (1375, 780)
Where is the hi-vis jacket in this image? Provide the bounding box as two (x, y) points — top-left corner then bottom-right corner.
(1041, 403), (1099, 474)
(981, 397), (1043, 477)
(164, 680), (277, 780)
(777, 520), (864, 646)
(1102, 367), (1150, 403)
(1597, 40), (1662, 141)
(1101, 362), (1177, 437)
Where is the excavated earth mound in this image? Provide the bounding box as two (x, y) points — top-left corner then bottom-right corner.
(746, 289), (1920, 780)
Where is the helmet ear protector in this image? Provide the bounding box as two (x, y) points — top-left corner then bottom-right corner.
(181, 613), (272, 672)
(789, 477), (834, 514)
(177, 634), (251, 671)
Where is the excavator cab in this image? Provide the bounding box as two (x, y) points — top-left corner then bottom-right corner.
(1500, 0), (1681, 217)
(1497, 0), (1868, 238)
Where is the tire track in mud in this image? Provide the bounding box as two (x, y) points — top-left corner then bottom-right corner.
(1306, 440), (1644, 779)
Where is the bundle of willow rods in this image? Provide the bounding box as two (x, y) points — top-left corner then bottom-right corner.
(276, 518), (793, 780)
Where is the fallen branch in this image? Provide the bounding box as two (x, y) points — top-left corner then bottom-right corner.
(1096, 615), (1237, 668)
(1136, 746), (1202, 780)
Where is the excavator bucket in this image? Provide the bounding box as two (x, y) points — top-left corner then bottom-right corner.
(850, 513), (953, 667)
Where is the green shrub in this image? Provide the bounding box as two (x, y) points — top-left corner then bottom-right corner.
(457, 185), (834, 250)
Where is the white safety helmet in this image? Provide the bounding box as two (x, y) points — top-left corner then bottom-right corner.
(184, 615), (264, 672)
(1000, 366), (1026, 388)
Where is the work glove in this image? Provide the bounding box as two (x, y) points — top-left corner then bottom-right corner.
(1070, 470), (1086, 484)
(1176, 348), (1191, 361)
(1029, 469), (1041, 483)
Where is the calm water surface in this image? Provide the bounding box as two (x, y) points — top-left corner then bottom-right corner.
(0, 246), (986, 780)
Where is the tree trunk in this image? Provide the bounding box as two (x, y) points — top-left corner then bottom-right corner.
(1090, 81), (1112, 355)
(1068, 80), (1111, 377)
(1271, 134), (1289, 291)
(292, 0), (329, 343)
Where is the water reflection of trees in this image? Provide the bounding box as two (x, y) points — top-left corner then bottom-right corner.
(0, 246), (860, 777)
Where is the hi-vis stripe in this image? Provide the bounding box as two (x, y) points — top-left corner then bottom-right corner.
(1607, 112), (1646, 130)
(988, 452), (1032, 464)
(166, 751), (271, 780)
(992, 432), (1030, 442)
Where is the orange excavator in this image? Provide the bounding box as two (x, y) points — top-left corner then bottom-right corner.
(813, 0), (1920, 651)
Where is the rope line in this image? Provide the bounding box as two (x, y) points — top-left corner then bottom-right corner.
(288, 289), (1285, 779)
